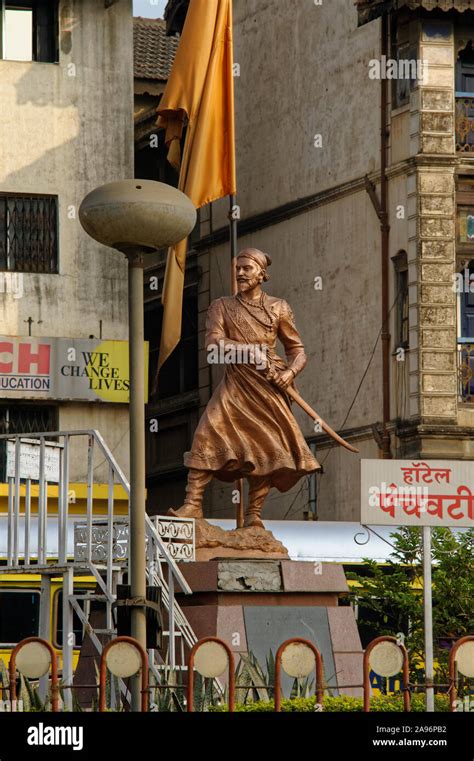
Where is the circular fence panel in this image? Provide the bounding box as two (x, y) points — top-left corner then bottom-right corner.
(106, 642), (142, 679)
(369, 641), (404, 678)
(16, 642), (51, 679)
(281, 643), (316, 679)
(193, 642), (228, 678)
(456, 641), (474, 678)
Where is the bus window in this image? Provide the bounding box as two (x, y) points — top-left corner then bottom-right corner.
(54, 590), (100, 649)
(0, 590), (40, 644)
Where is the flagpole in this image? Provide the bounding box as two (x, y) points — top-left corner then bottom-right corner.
(229, 194), (245, 529)
(228, 1), (243, 529)
(230, 194), (238, 293)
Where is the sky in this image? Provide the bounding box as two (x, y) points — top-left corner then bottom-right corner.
(133, 0), (167, 18)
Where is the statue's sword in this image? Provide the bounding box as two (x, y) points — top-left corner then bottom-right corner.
(285, 385), (359, 454)
(260, 357), (359, 454)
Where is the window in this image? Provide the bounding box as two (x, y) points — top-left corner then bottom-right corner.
(456, 40), (474, 95)
(0, 590), (39, 644)
(0, 194), (58, 273)
(390, 16), (417, 109)
(459, 260), (474, 339)
(54, 590), (99, 648)
(144, 265), (200, 507)
(456, 181), (474, 250)
(456, 41), (474, 152)
(392, 251), (409, 350)
(0, 404), (57, 436)
(0, 0), (59, 63)
(146, 410), (196, 476)
(394, 43), (418, 108)
(458, 207), (474, 243)
(145, 283), (198, 400)
(456, 182), (474, 400)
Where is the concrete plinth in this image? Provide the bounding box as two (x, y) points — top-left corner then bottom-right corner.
(176, 558), (364, 697)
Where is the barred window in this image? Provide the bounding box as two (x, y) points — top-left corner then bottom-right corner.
(0, 404), (58, 436)
(0, 194), (59, 273)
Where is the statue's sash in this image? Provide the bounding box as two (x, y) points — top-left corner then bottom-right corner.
(221, 297), (286, 368)
(220, 296), (264, 345)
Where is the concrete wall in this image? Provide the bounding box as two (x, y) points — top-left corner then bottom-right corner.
(227, 0), (380, 219)
(201, 3), (474, 521)
(199, 0), (385, 521)
(0, 0), (134, 479)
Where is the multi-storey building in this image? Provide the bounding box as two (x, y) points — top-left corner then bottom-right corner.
(155, 0), (474, 523)
(0, 0), (134, 480)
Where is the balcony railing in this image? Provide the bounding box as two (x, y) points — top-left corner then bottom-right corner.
(458, 340), (474, 401)
(456, 94), (474, 153)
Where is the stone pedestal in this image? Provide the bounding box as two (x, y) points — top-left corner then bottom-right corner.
(176, 558), (363, 697)
(195, 519), (289, 561)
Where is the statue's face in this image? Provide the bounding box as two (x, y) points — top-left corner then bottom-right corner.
(236, 256), (263, 294)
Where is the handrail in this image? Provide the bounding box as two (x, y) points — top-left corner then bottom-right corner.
(0, 430), (197, 674)
(0, 429), (192, 593)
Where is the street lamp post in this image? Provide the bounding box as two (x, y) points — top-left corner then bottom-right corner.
(79, 180), (196, 710)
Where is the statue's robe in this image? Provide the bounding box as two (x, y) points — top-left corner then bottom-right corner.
(184, 295), (321, 491)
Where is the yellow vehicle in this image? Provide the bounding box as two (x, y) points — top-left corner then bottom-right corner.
(0, 474), (129, 678)
(0, 572), (96, 674)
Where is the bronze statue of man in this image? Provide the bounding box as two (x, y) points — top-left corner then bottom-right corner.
(169, 248), (320, 528)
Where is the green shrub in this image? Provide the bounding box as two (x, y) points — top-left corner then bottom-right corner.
(209, 693), (451, 713)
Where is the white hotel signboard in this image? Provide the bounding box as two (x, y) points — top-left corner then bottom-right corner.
(361, 459), (474, 528)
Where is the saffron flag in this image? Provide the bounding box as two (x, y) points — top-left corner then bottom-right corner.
(155, 0), (236, 376)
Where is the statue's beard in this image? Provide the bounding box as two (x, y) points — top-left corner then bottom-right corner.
(237, 275), (262, 294)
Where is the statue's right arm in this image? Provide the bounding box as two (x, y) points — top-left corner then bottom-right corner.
(205, 299), (228, 350)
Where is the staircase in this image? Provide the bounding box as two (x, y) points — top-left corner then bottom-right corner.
(0, 429), (198, 709)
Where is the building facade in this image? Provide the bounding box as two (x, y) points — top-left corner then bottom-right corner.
(154, 0), (474, 523)
(0, 0), (134, 480)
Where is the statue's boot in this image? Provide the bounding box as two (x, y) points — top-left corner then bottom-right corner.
(167, 469), (213, 519)
(244, 476), (272, 529)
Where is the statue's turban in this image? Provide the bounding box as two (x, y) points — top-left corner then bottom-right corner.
(237, 248), (272, 281)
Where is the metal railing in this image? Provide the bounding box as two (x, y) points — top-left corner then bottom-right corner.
(0, 429), (198, 707)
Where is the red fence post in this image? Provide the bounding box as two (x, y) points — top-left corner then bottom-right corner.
(99, 636), (149, 712)
(187, 637), (235, 712)
(449, 635), (474, 712)
(274, 637), (324, 712)
(9, 636), (59, 712)
(363, 636), (410, 713)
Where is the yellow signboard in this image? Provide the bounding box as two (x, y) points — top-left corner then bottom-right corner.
(0, 337), (149, 404)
